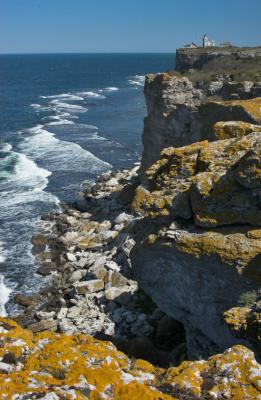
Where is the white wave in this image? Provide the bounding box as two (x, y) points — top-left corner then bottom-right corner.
(48, 113), (71, 120)
(30, 104), (53, 112)
(41, 93), (84, 101)
(50, 100), (88, 112)
(14, 153), (51, 183)
(20, 125), (111, 174)
(0, 242), (7, 264)
(128, 75), (145, 87)
(77, 91), (106, 99)
(31, 103), (42, 109)
(1, 143), (12, 152)
(0, 275), (12, 317)
(81, 124), (99, 130)
(47, 119), (75, 126)
(103, 87), (119, 92)
(1, 144), (59, 208)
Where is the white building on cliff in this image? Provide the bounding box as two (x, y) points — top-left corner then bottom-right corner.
(203, 34), (216, 48)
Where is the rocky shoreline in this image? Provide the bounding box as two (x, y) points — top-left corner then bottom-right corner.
(2, 62), (261, 398)
(14, 164), (186, 368)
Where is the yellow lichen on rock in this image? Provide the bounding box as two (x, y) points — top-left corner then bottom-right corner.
(133, 131), (261, 227)
(210, 97), (261, 122)
(224, 306), (261, 351)
(1, 318), (261, 399)
(162, 345), (261, 400)
(213, 121), (261, 140)
(171, 230), (261, 269)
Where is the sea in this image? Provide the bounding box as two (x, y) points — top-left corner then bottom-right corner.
(0, 53), (174, 316)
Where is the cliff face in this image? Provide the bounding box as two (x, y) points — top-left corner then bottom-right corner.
(132, 93), (261, 359)
(1, 318), (261, 400)
(140, 72), (261, 174)
(175, 46), (261, 73)
(132, 140), (261, 356)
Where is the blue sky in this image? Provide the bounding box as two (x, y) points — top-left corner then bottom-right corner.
(0, 0), (260, 53)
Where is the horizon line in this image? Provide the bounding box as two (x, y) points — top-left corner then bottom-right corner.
(0, 51), (177, 56)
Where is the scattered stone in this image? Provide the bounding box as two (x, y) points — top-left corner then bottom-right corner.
(0, 361), (14, 373)
(28, 320), (58, 333)
(114, 212), (132, 225)
(105, 286), (132, 302)
(73, 279), (104, 294)
(35, 311), (56, 321)
(66, 252), (77, 262)
(68, 269), (87, 283)
(57, 307), (68, 320)
(15, 293), (33, 308)
(105, 261), (120, 271)
(89, 264), (107, 280)
(105, 270), (129, 287)
(37, 263), (55, 276)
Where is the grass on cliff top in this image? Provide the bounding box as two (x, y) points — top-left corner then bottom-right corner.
(183, 56), (261, 83)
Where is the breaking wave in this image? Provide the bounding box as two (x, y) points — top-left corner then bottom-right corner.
(0, 274), (12, 317)
(128, 75), (145, 87)
(50, 100), (88, 112)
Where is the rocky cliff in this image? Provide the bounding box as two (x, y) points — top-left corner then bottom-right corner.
(175, 46), (261, 73)
(140, 72), (261, 174)
(132, 122), (261, 358)
(6, 55), (261, 399)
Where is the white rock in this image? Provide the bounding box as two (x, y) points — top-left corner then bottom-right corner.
(105, 261), (120, 272)
(35, 311), (56, 321)
(38, 392), (60, 400)
(92, 256), (107, 269)
(106, 178), (119, 187)
(100, 230), (118, 243)
(105, 286), (131, 301)
(114, 223), (125, 231)
(69, 269), (87, 283)
(57, 307), (68, 320)
(66, 252), (77, 262)
(0, 361), (14, 373)
(115, 212), (132, 225)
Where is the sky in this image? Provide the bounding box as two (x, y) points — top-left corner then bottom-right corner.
(0, 0), (260, 54)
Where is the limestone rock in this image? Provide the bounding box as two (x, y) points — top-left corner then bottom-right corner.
(224, 304), (261, 352)
(131, 222), (261, 358)
(27, 319), (58, 333)
(73, 279), (104, 294)
(105, 286), (133, 302)
(133, 131), (261, 227)
(213, 120), (261, 140)
(68, 269), (87, 283)
(140, 72), (261, 174)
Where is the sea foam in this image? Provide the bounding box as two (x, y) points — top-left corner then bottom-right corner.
(50, 100), (88, 112)
(128, 75), (145, 87)
(0, 275), (12, 317)
(77, 91), (106, 99)
(41, 93), (84, 101)
(0, 242), (12, 317)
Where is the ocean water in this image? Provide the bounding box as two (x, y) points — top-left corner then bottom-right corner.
(0, 53), (174, 315)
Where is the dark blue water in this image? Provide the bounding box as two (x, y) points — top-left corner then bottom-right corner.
(0, 53), (174, 314)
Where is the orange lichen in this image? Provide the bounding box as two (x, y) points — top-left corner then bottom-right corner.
(213, 121), (261, 140)
(211, 98), (261, 122)
(0, 319), (260, 399)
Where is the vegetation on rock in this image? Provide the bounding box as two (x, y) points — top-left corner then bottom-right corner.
(0, 318), (261, 399)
